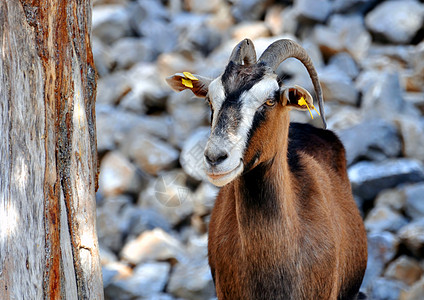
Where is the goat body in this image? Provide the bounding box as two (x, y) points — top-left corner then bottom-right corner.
(208, 123), (367, 299)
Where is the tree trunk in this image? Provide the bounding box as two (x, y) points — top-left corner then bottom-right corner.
(0, 1), (103, 299)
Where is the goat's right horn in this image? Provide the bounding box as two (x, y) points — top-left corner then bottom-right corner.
(259, 39), (327, 129)
(229, 39), (257, 66)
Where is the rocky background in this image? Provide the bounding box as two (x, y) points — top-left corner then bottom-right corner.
(92, 0), (424, 299)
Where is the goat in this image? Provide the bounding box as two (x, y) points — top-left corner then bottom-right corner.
(167, 39), (367, 300)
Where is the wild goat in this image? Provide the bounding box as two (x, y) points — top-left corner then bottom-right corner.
(167, 39), (367, 300)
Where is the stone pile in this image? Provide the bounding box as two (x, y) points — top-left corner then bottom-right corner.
(92, 0), (424, 299)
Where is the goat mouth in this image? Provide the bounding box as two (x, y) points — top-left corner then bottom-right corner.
(206, 160), (243, 186)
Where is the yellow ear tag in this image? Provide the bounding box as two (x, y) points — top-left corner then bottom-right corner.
(181, 78), (193, 88)
(298, 97), (314, 119)
(183, 72), (198, 81)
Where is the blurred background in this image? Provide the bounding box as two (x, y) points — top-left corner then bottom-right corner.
(92, 0), (424, 299)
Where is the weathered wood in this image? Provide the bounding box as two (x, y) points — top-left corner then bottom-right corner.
(0, 1), (103, 299)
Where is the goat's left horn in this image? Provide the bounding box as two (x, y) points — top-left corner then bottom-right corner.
(259, 39), (327, 129)
(229, 39), (257, 66)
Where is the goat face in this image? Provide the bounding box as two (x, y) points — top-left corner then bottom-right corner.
(166, 39), (325, 187)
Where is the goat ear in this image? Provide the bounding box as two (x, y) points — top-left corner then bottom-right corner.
(281, 85), (314, 111)
(166, 73), (212, 98)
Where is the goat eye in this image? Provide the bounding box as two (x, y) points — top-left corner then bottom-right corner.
(264, 99), (276, 107)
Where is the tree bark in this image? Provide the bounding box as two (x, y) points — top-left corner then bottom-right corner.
(0, 1), (103, 299)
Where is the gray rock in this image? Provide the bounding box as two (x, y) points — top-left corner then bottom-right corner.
(121, 228), (187, 265)
(123, 207), (172, 241)
(125, 134), (179, 176)
(193, 182), (219, 216)
(404, 277), (424, 300)
(185, 0), (223, 14)
(102, 262), (132, 290)
(118, 62), (168, 114)
(395, 117), (424, 161)
(313, 14), (371, 61)
(97, 195), (133, 253)
(361, 72), (421, 121)
(138, 171), (195, 226)
(96, 104), (170, 152)
(92, 5), (131, 45)
(337, 119), (401, 166)
(232, 21), (271, 41)
(98, 151), (145, 197)
(368, 278), (408, 300)
(180, 127), (210, 181)
(361, 231), (399, 290)
(365, 0), (424, 44)
(129, 0), (177, 55)
(319, 66), (359, 105)
(100, 245), (118, 266)
(328, 52), (359, 79)
(105, 262), (170, 300)
(231, 0), (271, 22)
(294, 0), (332, 23)
(398, 219), (424, 257)
(385, 255), (423, 286)
(110, 37), (155, 70)
(349, 159), (424, 201)
(167, 90), (210, 148)
(364, 206), (407, 233)
(404, 183), (424, 221)
(97, 71), (132, 105)
(374, 188), (406, 212)
(167, 259), (214, 300)
(326, 105), (363, 131)
(332, 0), (380, 14)
(92, 37), (113, 77)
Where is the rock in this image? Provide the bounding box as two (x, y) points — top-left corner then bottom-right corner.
(193, 182), (219, 216)
(92, 37), (113, 77)
(395, 117), (424, 161)
(105, 262), (170, 300)
(92, 5), (131, 45)
(129, 0), (177, 55)
(337, 119), (401, 166)
(121, 228), (186, 265)
(98, 151), (145, 197)
(404, 183), (424, 221)
(185, 0), (223, 14)
(96, 104), (170, 152)
(123, 207), (172, 241)
(167, 90), (210, 148)
(232, 21), (271, 41)
(313, 14), (371, 61)
(100, 245), (118, 266)
(110, 37), (155, 70)
(294, 0), (332, 23)
(385, 255), (423, 286)
(138, 171), (195, 226)
(319, 65), (359, 105)
(332, 0), (380, 14)
(404, 277), (424, 300)
(97, 195), (133, 253)
(167, 259), (214, 300)
(374, 188), (406, 212)
(96, 71), (132, 105)
(102, 261), (132, 289)
(180, 127), (210, 181)
(365, 0), (424, 44)
(398, 219), (424, 257)
(328, 52), (359, 79)
(125, 134), (179, 176)
(348, 159), (424, 201)
(231, 0), (271, 22)
(325, 105), (363, 131)
(368, 277), (408, 300)
(118, 62), (168, 114)
(364, 206), (407, 233)
(264, 5), (285, 36)
(361, 231), (399, 290)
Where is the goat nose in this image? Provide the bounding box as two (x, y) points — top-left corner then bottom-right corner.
(204, 150), (229, 166)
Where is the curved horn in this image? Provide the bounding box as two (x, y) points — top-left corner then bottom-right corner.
(259, 39), (327, 129)
(229, 39), (257, 66)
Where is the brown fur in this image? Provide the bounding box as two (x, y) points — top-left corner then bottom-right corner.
(208, 107), (368, 299)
